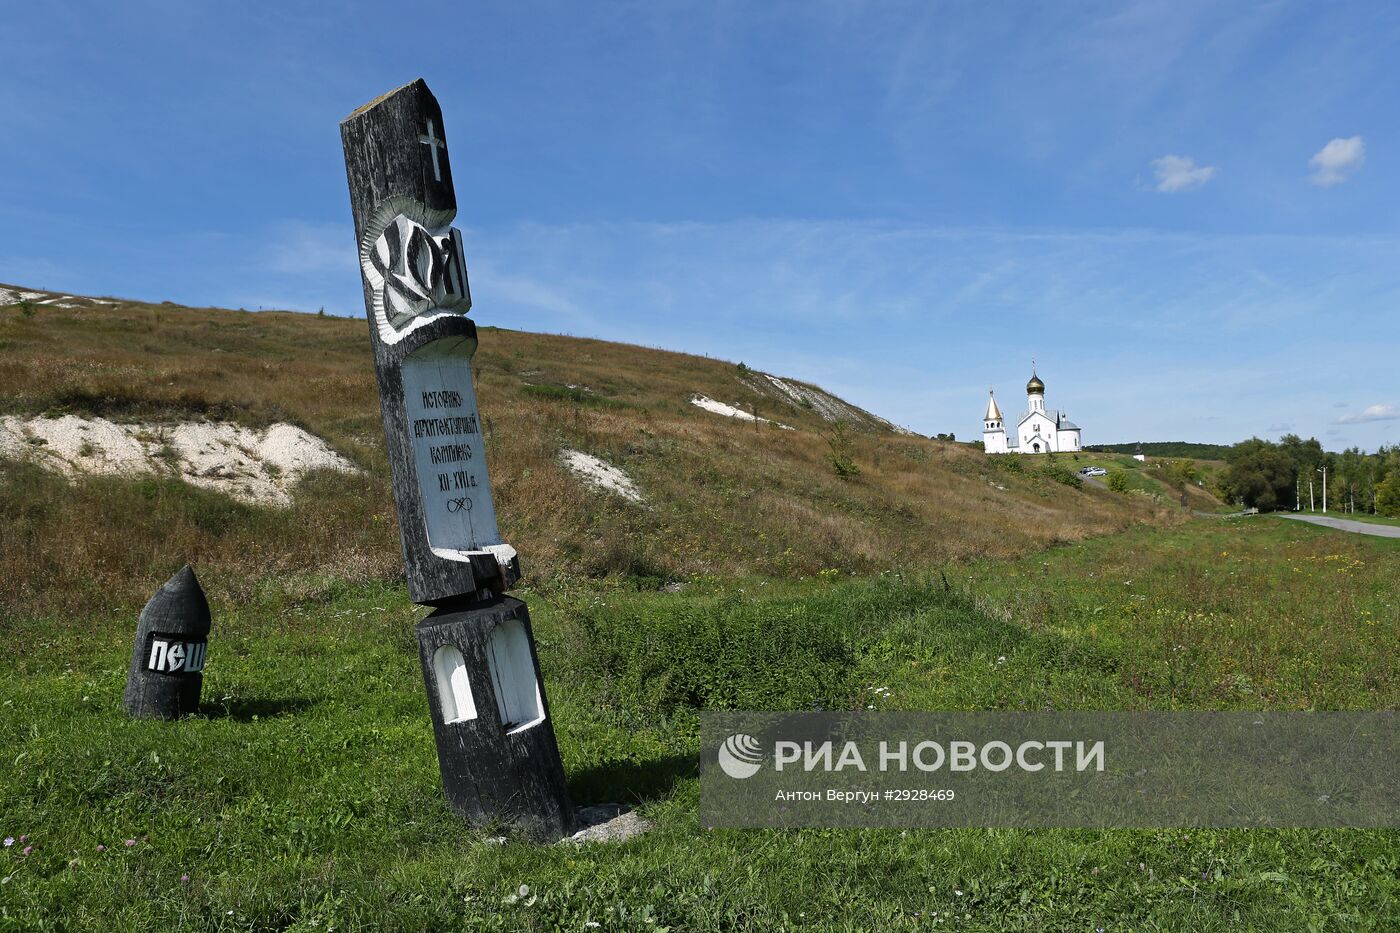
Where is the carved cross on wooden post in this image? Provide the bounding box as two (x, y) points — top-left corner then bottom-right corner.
(341, 79), (574, 841)
(418, 118), (446, 182)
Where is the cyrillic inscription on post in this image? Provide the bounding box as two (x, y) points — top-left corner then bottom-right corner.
(402, 338), (500, 554)
(124, 565), (212, 720)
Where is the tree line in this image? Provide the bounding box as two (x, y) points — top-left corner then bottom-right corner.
(1220, 434), (1400, 515)
(1086, 441), (1233, 459)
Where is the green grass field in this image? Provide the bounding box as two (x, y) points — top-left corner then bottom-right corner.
(3, 516), (1396, 930)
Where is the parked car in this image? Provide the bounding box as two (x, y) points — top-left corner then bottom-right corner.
(1084, 467), (1108, 477)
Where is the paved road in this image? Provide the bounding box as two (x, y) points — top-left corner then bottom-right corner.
(1279, 513), (1400, 539)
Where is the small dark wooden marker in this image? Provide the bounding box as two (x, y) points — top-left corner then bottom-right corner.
(341, 79), (573, 841)
(123, 565), (210, 719)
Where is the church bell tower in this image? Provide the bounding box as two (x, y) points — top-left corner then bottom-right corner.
(982, 389), (1007, 454)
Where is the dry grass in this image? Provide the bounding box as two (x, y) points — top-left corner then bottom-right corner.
(0, 291), (1175, 618)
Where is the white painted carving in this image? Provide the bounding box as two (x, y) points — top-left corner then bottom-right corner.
(418, 118), (446, 182)
(481, 543), (518, 579)
(358, 196), (471, 345)
(432, 644), (478, 724)
(486, 619), (545, 734)
(401, 336), (503, 558)
(147, 639), (207, 673)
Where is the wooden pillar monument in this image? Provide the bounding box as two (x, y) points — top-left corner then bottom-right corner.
(340, 79), (574, 841)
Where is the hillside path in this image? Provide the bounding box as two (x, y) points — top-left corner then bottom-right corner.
(1279, 514), (1400, 539)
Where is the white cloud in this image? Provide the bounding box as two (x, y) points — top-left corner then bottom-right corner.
(1336, 403), (1398, 424)
(1149, 155), (1216, 193)
(476, 266), (590, 321)
(260, 221), (355, 277)
(1308, 136), (1365, 187)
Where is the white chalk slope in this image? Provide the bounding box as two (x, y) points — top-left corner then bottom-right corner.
(689, 395), (794, 430)
(559, 449), (643, 502)
(0, 415), (358, 506)
(690, 373), (915, 435)
(0, 286), (117, 309)
(748, 373), (915, 434)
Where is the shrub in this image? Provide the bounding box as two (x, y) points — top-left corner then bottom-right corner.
(1041, 464), (1083, 488)
(1107, 471), (1130, 493)
(555, 580), (950, 718)
(1165, 458), (1198, 488)
(993, 455), (1024, 474)
(824, 421), (860, 479)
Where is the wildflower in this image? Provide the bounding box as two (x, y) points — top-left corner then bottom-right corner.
(124, 839), (136, 847)
(518, 884), (530, 897)
(17, 836), (26, 845)
(21, 847), (31, 856)
(96, 844), (106, 853)
(181, 873), (190, 883)
(1, 838), (11, 848)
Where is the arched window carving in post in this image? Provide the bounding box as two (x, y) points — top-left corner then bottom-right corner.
(487, 620), (545, 733)
(433, 644), (478, 724)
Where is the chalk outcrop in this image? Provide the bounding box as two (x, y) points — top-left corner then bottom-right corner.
(559, 449), (643, 502)
(0, 415), (357, 505)
(690, 394), (794, 430)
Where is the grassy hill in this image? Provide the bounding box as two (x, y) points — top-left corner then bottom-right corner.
(0, 287), (1172, 620)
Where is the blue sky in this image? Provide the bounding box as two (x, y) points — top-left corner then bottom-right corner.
(3, 1), (1398, 449)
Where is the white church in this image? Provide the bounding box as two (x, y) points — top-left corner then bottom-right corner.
(982, 370), (1082, 455)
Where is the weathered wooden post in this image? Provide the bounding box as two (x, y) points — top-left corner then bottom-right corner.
(340, 79), (574, 841)
(123, 565), (210, 719)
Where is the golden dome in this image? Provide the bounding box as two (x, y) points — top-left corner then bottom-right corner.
(1026, 371), (1045, 394)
